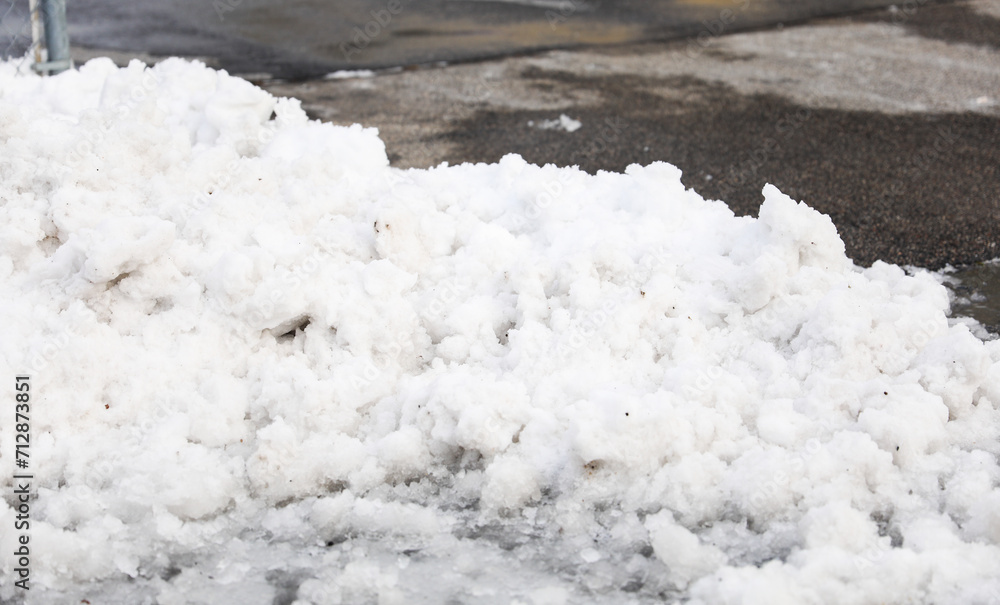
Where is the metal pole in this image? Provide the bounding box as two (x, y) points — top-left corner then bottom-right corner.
(34, 0), (71, 74)
(29, 0), (46, 66)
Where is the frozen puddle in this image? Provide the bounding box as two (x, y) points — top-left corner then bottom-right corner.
(943, 261), (1000, 338)
(0, 59), (999, 604)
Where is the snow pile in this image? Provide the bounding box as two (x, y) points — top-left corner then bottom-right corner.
(1, 58), (999, 605)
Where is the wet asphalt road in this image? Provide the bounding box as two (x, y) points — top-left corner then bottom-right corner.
(46, 0), (905, 79)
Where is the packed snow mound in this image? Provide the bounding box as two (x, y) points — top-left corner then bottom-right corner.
(1, 58), (999, 605)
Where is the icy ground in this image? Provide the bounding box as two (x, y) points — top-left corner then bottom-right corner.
(0, 59), (998, 604)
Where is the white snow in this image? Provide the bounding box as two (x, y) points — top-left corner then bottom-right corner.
(0, 58), (998, 604)
(323, 70), (377, 80)
(528, 114), (582, 132)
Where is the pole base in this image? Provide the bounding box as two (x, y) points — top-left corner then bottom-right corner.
(31, 59), (73, 74)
